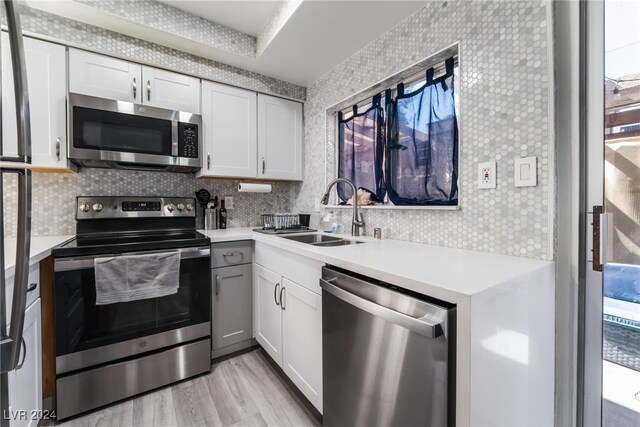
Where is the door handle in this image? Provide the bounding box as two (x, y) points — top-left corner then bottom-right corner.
(320, 278), (443, 338)
(132, 77), (137, 100)
(279, 286), (286, 310)
(592, 205), (608, 272)
(1, 0), (31, 164)
(274, 283), (280, 306)
(55, 137), (61, 161)
(215, 275), (220, 296)
(147, 80), (151, 101)
(1, 169), (33, 373)
(262, 157), (266, 174)
(207, 152), (211, 170)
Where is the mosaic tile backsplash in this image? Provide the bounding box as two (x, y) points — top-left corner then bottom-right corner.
(291, 0), (554, 260)
(73, 0), (256, 58)
(2, 170), (293, 236)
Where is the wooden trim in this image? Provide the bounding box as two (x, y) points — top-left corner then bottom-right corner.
(40, 256), (56, 401)
(605, 108), (640, 128)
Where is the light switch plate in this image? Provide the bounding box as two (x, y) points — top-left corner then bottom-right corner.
(514, 157), (537, 187)
(478, 161), (497, 189)
(224, 196), (234, 209)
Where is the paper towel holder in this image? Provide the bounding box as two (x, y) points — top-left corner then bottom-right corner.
(238, 183), (272, 193)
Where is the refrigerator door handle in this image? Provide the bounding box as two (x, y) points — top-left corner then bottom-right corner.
(0, 0), (33, 374)
(0, 169), (32, 373)
(1, 0), (31, 164)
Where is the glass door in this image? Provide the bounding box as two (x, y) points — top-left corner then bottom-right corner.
(601, 1), (640, 424)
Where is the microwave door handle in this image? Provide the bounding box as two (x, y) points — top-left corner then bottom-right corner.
(171, 119), (179, 157)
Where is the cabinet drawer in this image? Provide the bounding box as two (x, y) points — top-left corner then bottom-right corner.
(211, 241), (252, 268)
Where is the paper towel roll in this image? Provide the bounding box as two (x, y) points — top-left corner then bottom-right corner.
(238, 183), (272, 193)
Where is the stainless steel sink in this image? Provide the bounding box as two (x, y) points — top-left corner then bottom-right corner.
(278, 234), (364, 246)
(278, 234), (342, 244)
(311, 239), (364, 247)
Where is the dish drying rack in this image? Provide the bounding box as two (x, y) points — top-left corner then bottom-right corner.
(260, 213), (302, 231)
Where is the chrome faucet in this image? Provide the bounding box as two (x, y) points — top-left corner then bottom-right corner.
(321, 178), (365, 236)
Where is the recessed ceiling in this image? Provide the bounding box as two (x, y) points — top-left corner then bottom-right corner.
(159, 0), (280, 37)
(25, 0), (426, 87)
(255, 1), (425, 85)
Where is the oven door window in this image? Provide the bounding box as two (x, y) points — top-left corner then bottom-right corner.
(73, 106), (173, 156)
(55, 255), (210, 356)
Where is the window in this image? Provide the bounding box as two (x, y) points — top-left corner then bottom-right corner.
(335, 53), (459, 207)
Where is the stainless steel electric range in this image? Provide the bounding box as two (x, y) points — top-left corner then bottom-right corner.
(51, 196), (211, 420)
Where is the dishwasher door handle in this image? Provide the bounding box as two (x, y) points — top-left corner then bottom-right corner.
(320, 278), (443, 339)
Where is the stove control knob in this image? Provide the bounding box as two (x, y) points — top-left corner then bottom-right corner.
(92, 203), (103, 212)
(176, 203), (185, 212)
(166, 203), (175, 213)
(79, 203), (91, 213)
(185, 203), (193, 212)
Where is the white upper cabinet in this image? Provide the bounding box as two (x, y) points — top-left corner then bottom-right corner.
(69, 48), (141, 103)
(2, 34), (69, 170)
(257, 94), (303, 181)
(69, 50), (200, 112)
(198, 82), (257, 178)
(142, 66), (200, 113)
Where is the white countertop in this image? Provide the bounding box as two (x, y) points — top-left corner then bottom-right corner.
(3, 235), (74, 279)
(199, 227), (553, 303)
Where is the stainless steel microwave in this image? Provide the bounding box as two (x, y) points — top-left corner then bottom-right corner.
(68, 93), (202, 172)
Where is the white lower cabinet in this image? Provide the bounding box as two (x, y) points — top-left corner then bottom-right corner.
(254, 263), (323, 412)
(7, 299), (42, 427)
(254, 264), (284, 364)
(281, 278), (322, 412)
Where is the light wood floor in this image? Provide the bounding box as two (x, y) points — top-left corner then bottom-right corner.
(57, 348), (322, 427)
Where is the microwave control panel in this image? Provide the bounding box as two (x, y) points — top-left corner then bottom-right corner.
(178, 122), (199, 158)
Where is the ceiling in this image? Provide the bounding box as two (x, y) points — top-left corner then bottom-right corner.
(158, 0), (281, 37)
(25, 0), (426, 87)
(254, 1), (425, 85)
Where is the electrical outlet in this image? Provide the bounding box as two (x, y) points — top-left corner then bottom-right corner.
(478, 161), (497, 189)
(224, 196), (234, 209)
(314, 198), (321, 212)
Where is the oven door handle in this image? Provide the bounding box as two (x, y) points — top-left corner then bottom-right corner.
(54, 247), (210, 272)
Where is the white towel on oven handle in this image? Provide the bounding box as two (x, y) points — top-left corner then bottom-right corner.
(94, 251), (181, 305)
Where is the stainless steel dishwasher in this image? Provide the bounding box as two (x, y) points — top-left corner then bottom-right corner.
(320, 266), (456, 427)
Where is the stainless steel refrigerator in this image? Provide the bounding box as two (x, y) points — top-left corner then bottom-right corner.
(1, 1), (33, 426)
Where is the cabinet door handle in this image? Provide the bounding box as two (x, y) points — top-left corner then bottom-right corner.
(262, 157), (266, 174)
(279, 286), (285, 310)
(55, 137), (61, 161)
(132, 77), (137, 100)
(207, 152), (211, 169)
(147, 80), (151, 101)
(26, 283), (37, 293)
(274, 282), (280, 306)
(215, 275), (220, 296)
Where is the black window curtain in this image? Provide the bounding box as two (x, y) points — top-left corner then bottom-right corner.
(386, 57), (458, 205)
(337, 94), (385, 203)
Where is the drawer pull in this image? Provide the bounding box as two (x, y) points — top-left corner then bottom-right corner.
(222, 252), (242, 257)
(26, 282), (37, 293)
